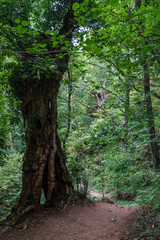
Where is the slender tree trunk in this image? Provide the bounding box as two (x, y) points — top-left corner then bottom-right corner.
(122, 86), (130, 150)
(6, 101), (14, 150)
(63, 70), (72, 149)
(134, 0), (159, 169)
(88, 90), (104, 119)
(122, 48), (130, 150)
(135, 0), (141, 8)
(143, 62), (160, 169)
(9, 132), (14, 150)
(99, 160), (104, 197)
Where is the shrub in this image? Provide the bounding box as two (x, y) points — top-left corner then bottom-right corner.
(0, 153), (22, 221)
(136, 172), (160, 209)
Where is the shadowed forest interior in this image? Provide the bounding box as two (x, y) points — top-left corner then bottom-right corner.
(0, 0), (160, 239)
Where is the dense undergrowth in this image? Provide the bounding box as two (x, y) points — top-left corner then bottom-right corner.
(124, 208), (160, 240)
(0, 149), (160, 239)
(0, 153), (22, 223)
(65, 118), (160, 209)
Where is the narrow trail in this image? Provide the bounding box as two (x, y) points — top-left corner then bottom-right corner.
(0, 193), (139, 240)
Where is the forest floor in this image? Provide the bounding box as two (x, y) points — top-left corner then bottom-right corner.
(0, 191), (141, 240)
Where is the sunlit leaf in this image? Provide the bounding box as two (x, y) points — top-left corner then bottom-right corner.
(3, 25), (9, 28)
(45, 30), (52, 35)
(22, 20), (29, 26)
(72, 2), (79, 11)
(15, 19), (21, 24)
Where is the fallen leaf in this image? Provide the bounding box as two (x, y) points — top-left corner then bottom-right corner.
(111, 218), (117, 222)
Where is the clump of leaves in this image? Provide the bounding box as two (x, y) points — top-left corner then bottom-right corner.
(0, 153), (22, 221)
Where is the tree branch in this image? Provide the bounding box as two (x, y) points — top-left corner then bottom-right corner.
(103, 87), (125, 102)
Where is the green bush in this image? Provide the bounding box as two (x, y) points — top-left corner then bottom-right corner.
(136, 172), (160, 209)
(0, 153), (22, 221)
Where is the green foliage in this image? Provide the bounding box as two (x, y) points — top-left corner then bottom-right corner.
(57, 48), (160, 211)
(109, 0), (120, 7)
(0, 0), (160, 233)
(129, 208), (160, 240)
(136, 173), (160, 209)
(0, 153), (22, 221)
(0, 66), (26, 163)
(67, 154), (89, 195)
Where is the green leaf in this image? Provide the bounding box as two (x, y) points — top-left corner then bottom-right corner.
(72, 2), (79, 11)
(51, 36), (56, 41)
(64, 40), (71, 47)
(58, 55), (64, 59)
(34, 31), (39, 36)
(58, 35), (66, 40)
(16, 25), (22, 30)
(41, 44), (47, 48)
(15, 19), (21, 24)
(109, 0), (119, 7)
(22, 20), (29, 26)
(45, 30), (52, 35)
(61, 46), (67, 50)
(94, 47), (101, 55)
(52, 41), (58, 47)
(3, 25), (9, 29)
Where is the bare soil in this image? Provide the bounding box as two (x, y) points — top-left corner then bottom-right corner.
(0, 197), (139, 240)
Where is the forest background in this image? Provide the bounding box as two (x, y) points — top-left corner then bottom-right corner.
(0, 0), (160, 238)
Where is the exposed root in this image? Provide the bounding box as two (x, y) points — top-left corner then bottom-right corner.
(63, 195), (72, 210)
(9, 205), (35, 226)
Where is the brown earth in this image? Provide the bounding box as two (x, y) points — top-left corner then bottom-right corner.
(0, 198), (139, 240)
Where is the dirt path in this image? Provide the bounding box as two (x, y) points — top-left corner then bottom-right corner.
(89, 191), (111, 199)
(1, 199), (139, 240)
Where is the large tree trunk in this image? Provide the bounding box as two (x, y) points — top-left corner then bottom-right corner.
(8, 2), (83, 219)
(12, 73), (73, 217)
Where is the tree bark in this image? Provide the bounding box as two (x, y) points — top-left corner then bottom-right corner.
(6, 97), (15, 150)
(63, 70), (72, 149)
(122, 87), (130, 150)
(135, 0), (141, 8)
(122, 48), (130, 150)
(8, 1), (84, 219)
(143, 62), (160, 169)
(9, 132), (14, 150)
(12, 73), (73, 217)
